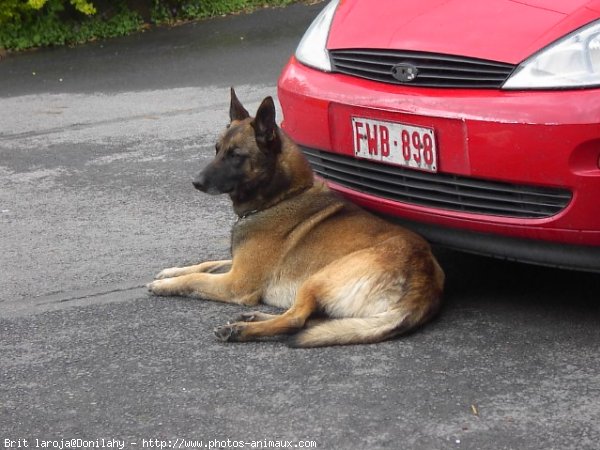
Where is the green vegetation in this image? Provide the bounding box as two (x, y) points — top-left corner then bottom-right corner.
(0, 0), (299, 52)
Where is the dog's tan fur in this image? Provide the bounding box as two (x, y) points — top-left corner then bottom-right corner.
(147, 89), (444, 347)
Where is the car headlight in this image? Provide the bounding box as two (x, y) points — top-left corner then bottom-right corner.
(503, 19), (600, 89)
(295, 0), (340, 72)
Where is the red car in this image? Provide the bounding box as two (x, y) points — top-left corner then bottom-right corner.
(278, 0), (600, 272)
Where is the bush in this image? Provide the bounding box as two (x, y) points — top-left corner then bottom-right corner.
(0, 0), (297, 51)
(0, 0), (97, 26)
(152, 0), (294, 23)
(0, 0), (143, 50)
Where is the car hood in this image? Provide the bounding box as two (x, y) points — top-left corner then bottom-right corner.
(327, 0), (600, 64)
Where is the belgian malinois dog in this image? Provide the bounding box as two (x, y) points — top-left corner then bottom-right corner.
(147, 89), (444, 347)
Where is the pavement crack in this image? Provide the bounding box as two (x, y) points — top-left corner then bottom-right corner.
(44, 284), (147, 305)
(2, 280), (150, 318)
(0, 106), (202, 141)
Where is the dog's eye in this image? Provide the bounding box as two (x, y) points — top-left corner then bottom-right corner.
(229, 148), (248, 163)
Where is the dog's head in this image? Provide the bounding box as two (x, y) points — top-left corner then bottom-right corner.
(192, 88), (287, 205)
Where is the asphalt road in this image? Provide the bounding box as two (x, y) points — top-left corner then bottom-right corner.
(1, 3), (599, 449)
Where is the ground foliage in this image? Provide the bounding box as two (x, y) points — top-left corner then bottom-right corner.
(0, 0), (298, 51)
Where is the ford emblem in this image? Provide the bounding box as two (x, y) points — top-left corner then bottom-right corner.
(391, 63), (419, 83)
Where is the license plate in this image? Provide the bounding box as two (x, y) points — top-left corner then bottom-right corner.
(352, 117), (438, 173)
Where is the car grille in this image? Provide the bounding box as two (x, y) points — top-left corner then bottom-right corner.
(329, 49), (516, 88)
(301, 147), (572, 218)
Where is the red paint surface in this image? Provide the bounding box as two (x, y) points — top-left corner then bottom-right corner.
(328, 0), (599, 63)
(278, 57), (600, 245)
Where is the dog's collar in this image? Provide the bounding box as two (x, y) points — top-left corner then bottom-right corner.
(237, 209), (260, 221)
(235, 185), (312, 222)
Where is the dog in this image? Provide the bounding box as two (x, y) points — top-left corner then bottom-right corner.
(147, 88), (445, 347)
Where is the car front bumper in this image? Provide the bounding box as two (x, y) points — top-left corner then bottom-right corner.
(278, 57), (600, 270)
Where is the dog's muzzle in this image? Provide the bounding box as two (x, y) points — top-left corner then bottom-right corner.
(192, 171), (223, 195)
(192, 171), (209, 192)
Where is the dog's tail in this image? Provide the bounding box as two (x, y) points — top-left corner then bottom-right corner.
(288, 298), (438, 348)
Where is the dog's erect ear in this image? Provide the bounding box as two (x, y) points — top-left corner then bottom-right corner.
(229, 87), (250, 122)
(252, 96), (278, 150)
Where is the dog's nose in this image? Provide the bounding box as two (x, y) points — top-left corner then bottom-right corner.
(192, 173), (206, 191)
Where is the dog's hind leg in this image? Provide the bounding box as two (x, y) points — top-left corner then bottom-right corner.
(155, 259), (232, 279)
(214, 282), (320, 342)
(288, 246), (444, 347)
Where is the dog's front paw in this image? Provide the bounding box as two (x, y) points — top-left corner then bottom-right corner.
(154, 267), (182, 280)
(214, 323), (243, 342)
(147, 279), (174, 296)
